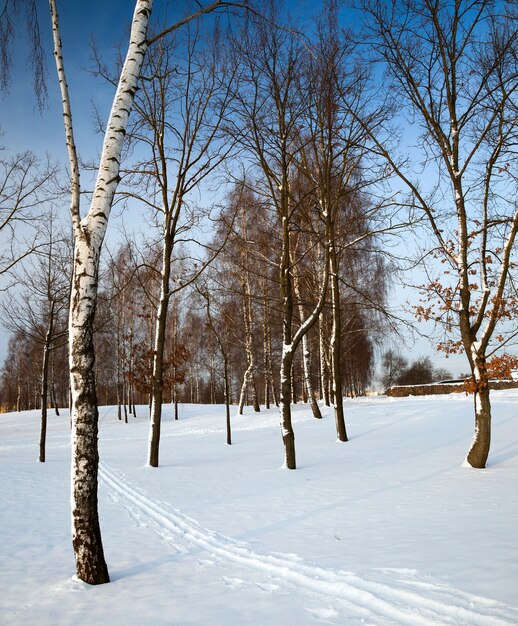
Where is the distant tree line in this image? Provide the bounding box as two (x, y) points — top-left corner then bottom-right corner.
(380, 350), (452, 392)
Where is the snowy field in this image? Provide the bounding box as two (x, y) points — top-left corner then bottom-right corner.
(1, 391), (517, 625)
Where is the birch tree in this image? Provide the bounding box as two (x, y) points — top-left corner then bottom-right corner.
(47, 0), (242, 585)
(46, 0), (154, 585)
(230, 3), (331, 468)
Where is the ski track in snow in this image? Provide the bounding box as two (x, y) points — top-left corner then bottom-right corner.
(99, 462), (518, 626)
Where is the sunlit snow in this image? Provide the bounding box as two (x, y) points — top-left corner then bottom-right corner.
(1, 391), (517, 625)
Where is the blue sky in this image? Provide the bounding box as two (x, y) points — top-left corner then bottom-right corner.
(0, 1), (140, 361)
(0, 0), (470, 377)
(2, 0), (138, 161)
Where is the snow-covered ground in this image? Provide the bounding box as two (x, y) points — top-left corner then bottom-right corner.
(1, 391), (517, 625)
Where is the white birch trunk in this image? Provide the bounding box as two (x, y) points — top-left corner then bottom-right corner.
(50, 0), (153, 584)
(293, 272), (322, 419)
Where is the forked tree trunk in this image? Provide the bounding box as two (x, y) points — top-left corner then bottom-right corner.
(50, 0), (153, 584)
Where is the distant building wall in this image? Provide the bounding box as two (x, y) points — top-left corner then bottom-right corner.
(386, 380), (518, 397)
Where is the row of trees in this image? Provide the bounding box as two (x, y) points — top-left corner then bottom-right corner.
(1, 0), (516, 585)
(0, 177), (384, 431)
(380, 350), (452, 391)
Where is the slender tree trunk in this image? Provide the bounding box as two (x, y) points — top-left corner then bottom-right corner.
(318, 312), (330, 406)
(16, 353), (21, 412)
(52, 381), (60, 416)
(116, 326), (122, 420)
(210, 352), (215, 404)
(279, 209), (297, 468)
(330, 244), (347, 442)
(262, 290), (271, 409)
(50, 357), (60, 416)
(195, 362), (200, 403)
(148, 257), (171, 466)
(294, 275), (322, 418)
(291, 365), (297, 404)
(263, 292), (278, 408)
(280, 347), (296, 469)
(301, 358), (308, 403)
(238, 228), (260, 414)
(39, 307), (54, 463)
(224, 356), (231, 445)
